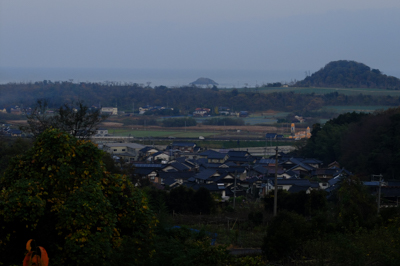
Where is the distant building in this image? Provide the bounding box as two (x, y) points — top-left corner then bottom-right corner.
(218, 107), (230, 115)
(266, 133), (277, 140)
(102, 143), (145, 162)
(10, 106), (22, 115)
(96, 128), (108, 136)
(294, 115), (305, 123)
(193, 108), (210, 117)
(289, 124), (311, 140)
(239, 111), (249, 117)
(170, 142), (197, 153)
(139, 105), (172, 115)
(291, 123), (295, 136)
(101, 107), (118, 115)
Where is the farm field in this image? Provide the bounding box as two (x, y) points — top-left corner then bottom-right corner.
(252, 87), (400, 96)
(243, 112), (290, 125)
(191, 111), (290, 126)
(99, 122), (298, 144)
(194, 116), (278, 125)
(109, 128), (216, 138)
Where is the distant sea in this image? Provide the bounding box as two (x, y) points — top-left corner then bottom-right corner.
(0, 67), (307, 88)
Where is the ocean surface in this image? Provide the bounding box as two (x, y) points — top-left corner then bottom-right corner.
(0, 67), (307, 88)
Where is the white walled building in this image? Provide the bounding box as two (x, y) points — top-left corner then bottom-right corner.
(101, 107), (118, 115)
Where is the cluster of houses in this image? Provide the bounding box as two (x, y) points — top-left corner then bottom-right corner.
(100, 141), (400, 203)
(100, 107), (118, 116)
(0, 124), (23, 137)
(192, 107), (249, 117)
(0, 106), (33, 115)
(193, 108), (211, 117)
(138, 105), (174, 115)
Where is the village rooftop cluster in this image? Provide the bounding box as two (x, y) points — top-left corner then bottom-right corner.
(101, 141), (400, 204)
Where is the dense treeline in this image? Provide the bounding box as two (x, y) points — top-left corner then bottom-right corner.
(145, 186), (215, 215)
(1, 81), (400, 116)
(262, 177), (400, 265)
(297, 107), (400, 179)
(295, 60), (400, 89)
(161, 117), (197, 127)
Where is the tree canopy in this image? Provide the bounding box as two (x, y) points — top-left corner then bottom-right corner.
(298, 108), (400, 179)
(2, 81), (400, 117)
(22, 100), (107, 138)
(0, 128), (157, 265)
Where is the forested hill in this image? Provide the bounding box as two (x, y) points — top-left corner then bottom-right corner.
(1, 81), (400, 115)
(294, 60), (400, 89)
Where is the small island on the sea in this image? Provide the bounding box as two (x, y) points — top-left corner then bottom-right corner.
(190, 77), (219, 86)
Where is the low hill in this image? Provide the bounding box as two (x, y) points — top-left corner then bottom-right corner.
(294, 60), (400, 89)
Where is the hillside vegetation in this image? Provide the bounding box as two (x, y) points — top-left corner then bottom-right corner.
(297, 107), (400, 179)
(1, 81), (400, 116)
(295, 60), (400, 89)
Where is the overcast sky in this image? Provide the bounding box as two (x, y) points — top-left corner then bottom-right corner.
(1, 0), (400, 75)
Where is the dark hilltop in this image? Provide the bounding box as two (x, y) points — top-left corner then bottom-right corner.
(294, 60), (400, 89)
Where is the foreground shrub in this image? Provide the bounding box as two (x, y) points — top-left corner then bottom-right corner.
(147, 226), (229, 266)
(262, 211), (310, 260)
(0, 129), (157, 265)
(248, 211), (263, 226)
(302, 221), (400, 266)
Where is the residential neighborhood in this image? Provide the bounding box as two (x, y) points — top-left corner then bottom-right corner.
(101, 140), (400, 207)
(2, 2), (400, 262)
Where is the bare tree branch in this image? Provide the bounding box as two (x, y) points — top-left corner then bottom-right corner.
(21, 99), (108, 138)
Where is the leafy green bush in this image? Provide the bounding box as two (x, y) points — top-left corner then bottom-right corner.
(302, 222), (400, 266)
(158, 186), (215, 215)
(248, 211), (263, 226)
(263, 190), (327, 216)
(192, 187), (215, 214)
(379, 206), (400, 225)
(335, 176), (378, 231)
(147, 226), (230, 266)
(230, 255), (268, 265)
(262, 211), (310, 260)
(0, 129), (157, 265)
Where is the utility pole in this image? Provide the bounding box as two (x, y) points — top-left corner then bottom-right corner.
(233, 171), (237, 209)
(372, 174), (384, 214)
(273, 146), (279, 216)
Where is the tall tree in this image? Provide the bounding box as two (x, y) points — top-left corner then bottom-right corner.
(22, 100), (107, 138)
(0, 128), (157, 265)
